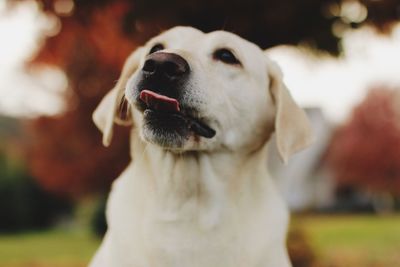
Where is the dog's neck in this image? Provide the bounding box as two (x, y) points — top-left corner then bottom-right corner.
(129, 134), (272, 228)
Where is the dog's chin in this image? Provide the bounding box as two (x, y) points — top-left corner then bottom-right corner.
(141, 109), (191, 149)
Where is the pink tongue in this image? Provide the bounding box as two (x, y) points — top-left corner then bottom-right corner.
(140, 89), (180, 112)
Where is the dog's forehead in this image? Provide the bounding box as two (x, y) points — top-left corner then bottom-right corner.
(148, 27), (262, 55)
(148, 26), (204, 48)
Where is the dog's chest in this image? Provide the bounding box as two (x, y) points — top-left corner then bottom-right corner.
(106, 157), (289, 267)
(109, 189), (269, 267)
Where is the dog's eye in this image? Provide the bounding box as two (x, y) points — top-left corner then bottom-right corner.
(213, 48), (241, 65)
(149, 44), (164, 54)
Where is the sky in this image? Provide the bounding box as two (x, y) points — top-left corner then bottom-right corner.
(0, 1), (66, 117)
(269, 25), (400, 123)
(1, 1), (400, 123)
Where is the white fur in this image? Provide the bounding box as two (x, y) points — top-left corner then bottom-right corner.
(90, 26), (312, 267)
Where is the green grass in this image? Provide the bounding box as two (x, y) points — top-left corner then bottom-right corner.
(293, 214), (400, 267)
(0, 215), (399, 267)
(0, 229), (100, 267)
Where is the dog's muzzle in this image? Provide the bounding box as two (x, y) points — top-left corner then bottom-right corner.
(136, 52), (190, 103)
(142, 52), (190, 82)
(134, 52), (216, 144)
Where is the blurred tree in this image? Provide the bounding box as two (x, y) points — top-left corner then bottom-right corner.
(24, 1), (134, 197)
(0, 159), (73, 232)
(328, 88), (400, 197)
(0, 117), (72, 232)
(8, 0), (400, 197)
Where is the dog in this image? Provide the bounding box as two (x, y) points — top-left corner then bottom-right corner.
(89, 26), (312, 267)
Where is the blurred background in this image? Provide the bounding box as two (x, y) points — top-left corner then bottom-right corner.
(0, 0), (400, 266)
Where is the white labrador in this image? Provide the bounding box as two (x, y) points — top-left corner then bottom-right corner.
(89, 26), (312, 267)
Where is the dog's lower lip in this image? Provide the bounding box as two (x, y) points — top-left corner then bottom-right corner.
(188, 119), (216, 138)
(143, 108), (216, 139)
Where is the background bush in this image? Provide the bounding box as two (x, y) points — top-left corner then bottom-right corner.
(0, 150), (73, 232)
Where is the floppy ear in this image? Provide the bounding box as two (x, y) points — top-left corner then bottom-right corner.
(93, 47), (144, 146)
(267, 58), (313, 163)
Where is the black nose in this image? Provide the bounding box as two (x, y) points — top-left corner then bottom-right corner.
(142, 52), (190, 80)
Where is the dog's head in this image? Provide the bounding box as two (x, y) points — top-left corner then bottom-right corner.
(93, 26), (312, 162)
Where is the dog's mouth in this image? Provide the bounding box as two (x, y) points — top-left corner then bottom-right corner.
(138, 90), (216, 139)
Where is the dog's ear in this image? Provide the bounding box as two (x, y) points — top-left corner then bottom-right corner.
(266, 58), (313, 163)
(93, 47), (144, 146)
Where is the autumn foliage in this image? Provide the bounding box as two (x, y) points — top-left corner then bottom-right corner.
(26, 1), (137, 196)
(328, 88), (400, 195)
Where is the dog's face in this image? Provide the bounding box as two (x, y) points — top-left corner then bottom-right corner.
(93, 26), (312, 161)
(127, 27), (274, 152)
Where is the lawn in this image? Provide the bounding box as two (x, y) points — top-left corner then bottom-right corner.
(0, 229), (100, 267)
(294, 214), (400, 267)
(0, 215), (399, 267)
